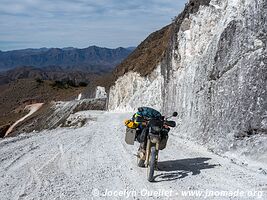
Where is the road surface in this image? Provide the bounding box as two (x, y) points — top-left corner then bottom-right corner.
(0, 111), (266, 199)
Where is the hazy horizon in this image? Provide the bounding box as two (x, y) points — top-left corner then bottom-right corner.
(0, 0), (187, 51)
(0, 45), (136, 52)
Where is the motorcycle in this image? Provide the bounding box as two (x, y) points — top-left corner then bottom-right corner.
(136, 112), (177, 182)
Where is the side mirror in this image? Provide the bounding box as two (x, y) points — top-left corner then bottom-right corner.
(165, 120), (176, 127)
(172, 112), (178, 117)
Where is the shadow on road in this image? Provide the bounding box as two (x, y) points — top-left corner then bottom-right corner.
(154, 157), (218, 182)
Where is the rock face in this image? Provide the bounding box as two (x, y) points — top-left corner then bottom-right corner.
(109, 65), (164, 111)
(108, 0), (267, 164)
(95, 86), (107, 99)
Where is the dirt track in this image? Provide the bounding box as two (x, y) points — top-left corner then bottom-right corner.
(0, 111), (266, 199)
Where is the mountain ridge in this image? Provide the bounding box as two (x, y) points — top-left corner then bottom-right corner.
(0, 46), (134, 72)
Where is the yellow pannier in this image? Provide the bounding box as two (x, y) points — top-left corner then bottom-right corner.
(124, 119), (138, 129)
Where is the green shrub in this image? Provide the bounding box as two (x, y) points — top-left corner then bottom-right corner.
(78, 82), (88, 87)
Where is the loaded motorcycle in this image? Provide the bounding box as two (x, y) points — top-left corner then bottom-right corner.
(125, 112), (177, 182)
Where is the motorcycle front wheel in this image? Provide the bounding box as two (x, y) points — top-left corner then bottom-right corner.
(147, 146), (156, 182)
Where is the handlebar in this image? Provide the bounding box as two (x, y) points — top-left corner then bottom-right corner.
(136, 117), (176, 127)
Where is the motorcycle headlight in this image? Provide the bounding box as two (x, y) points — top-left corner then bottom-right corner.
(151, 136), (160, 144)
(152, 126), (162, 132)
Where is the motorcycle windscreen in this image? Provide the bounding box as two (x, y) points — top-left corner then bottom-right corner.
(149, 119), (164, 133)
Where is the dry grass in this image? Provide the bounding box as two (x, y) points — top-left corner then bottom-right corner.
(113, 25), (173, 78)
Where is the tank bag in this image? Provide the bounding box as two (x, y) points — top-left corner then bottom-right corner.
(137, 107), (161, 119)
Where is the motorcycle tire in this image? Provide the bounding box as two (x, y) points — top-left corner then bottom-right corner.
(147, 146), (156, 182)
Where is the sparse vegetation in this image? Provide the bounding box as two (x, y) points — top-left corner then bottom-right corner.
(35, 78), (44, 88)
(35, 78), (44, 84)
(66, 80), (77, 87)
(51, 80), (67, 89)
(50, 79), (88, 89)
(78, 82), (88, 87)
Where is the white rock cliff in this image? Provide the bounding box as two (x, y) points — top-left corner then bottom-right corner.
(108, 0), (267, 164)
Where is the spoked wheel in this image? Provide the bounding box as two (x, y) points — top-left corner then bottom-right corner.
(147, 146), (156, 182)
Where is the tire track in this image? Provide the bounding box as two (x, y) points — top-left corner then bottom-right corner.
(3, 145), (40, 172)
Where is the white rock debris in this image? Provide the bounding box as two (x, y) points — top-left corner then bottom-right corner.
(95, 86), (107, 99)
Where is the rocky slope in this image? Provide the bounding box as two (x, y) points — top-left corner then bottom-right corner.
(108, 0), (267, 165)
(8, 99), (106, 137)
(0, 79), (85, 128)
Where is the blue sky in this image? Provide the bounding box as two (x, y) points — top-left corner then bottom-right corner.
(0, 0), (187, 51)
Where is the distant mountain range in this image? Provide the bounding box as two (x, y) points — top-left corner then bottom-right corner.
(0, 66), (100, 85)
(0, 46), (135, 127)
(0, 46), (134, 73)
